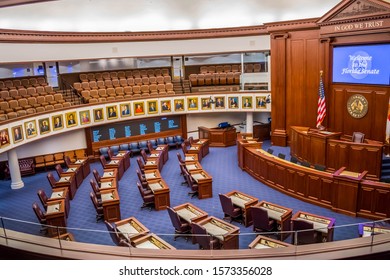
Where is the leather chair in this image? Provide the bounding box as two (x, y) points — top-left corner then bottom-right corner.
(177, 152), (185, 164)
(140, 149), (148, 164)
(136, 157), (145, 174)
(90, 179), (101, 199)
(167, 207), (191, 241)
(290, 156), (299, 164)
(37, 189), (49, 209)
(147, 141), (154, 153)
(181, 142), (188, 154)
(89, 191), (104, 222)
(92, 169), (103, 186)
(191, 222), (220, 250)
(104, 221), (131, 247)
(110, 145), (119, 156)
(99, 147), (109, 159)
(149, 139), (158, 149)
(46, 172), (57, 189)
(314, 164), (326, 171)
(157, 137), (166, 145)
(138, 141), (149, 153)
(129, 142), (141, 157)
(175, 135), (184, 146)
(54, 164), (64, 178)
(251, 206), (276, 233)
(99, 155), (107, 169)
(136, 169), (152, 194)
(277, 153), (286, 160)
(136, 182), (154, 210)
(301, 161), (311, 168)
(267, 148), (274, 154)
(32, 202), (47, 233)
(352, 132), (365, 143)
(219, 193), (243, 224)
(166, 136), (178, 149)
(292, 220), (317, 245)
(184, 169), (198, 197)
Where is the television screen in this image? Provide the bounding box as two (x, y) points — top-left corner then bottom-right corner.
(332, 44), (390, 86)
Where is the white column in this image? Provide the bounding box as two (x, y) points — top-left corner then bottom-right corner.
(7, 149), (24, 189)
(246, 112), (253, 133)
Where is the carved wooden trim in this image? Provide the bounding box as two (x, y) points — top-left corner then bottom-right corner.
(0, 25), (268, 43)
(270, 33), (289, 40)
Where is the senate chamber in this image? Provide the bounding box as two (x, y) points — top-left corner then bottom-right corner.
(0, 0), (389, 260)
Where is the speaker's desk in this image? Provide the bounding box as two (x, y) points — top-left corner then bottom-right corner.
(198, 126), (237, 147)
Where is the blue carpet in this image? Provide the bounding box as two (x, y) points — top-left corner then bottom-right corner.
(0, 141), (372, 250)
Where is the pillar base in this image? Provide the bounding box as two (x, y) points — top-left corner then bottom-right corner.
(11, 180), (24, 190)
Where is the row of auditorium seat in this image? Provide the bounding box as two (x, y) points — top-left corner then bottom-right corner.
(199, 63), (262, 74)
(34, 149), (87, 170)
(0, 86), (56, 102)
(189, 72), (241, 87)
(0, 77), (48, 91)
(0, 95), (70, 121)
(81, 84), (175, 103)
(74, 76), (172, 93)
(78, 68), (171, 83)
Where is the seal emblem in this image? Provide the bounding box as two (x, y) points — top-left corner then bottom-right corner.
(347, 94), (368, 119)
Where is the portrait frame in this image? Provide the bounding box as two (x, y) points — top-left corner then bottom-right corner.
(65, 111), (78, 128)
(201, 97), (212, 110)
(133, 101), (145, 116)
(187, 97), (199, 111)
(147, 100), (158, 114)
(24, 120), (38, 139)
(214, 96), (225, 109)
(228, 96), (239, 109)
(79, 110), (91, 125)
(120, 103), (131, 118)
(242, 96), (253, 109)
(38, 117), (51, 135)
(0, 128), (11, 147)
(11, 125), (24, 144)
(93, 108), (104, 122)
(52, 114), (64, 130)
(160, 100), (172, 113)
(106, 105), (118, 120)
(256, 96), (267, 109)
(174, 98), (185, 112)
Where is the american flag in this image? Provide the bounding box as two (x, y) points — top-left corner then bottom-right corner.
(316, 74), (326, 128)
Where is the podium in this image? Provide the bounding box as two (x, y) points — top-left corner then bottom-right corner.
(198, 126), (237, 147)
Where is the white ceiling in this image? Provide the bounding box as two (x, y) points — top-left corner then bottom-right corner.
(0, 0), (345, 32)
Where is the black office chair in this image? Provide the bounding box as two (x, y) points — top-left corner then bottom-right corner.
(277, 153), (286, 159)
(314, 164), (326, 171)
(301, 161), (311, 168)
(267, 148), (274, 154)
(251, 206), (276, 233)
(290, 156), (299, 164)
(191, 222), (220, 250)
(219, 193), (243, 224)
(167, 207), (191, 241)
(292, 220), (317, 245)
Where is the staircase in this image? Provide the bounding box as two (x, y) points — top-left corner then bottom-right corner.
(172, 78), (191, 94)
(380, 157), (390, 183)
(59, 78), (83, 105)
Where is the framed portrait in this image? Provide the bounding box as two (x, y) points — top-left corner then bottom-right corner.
(214, 96), (225, 109)
(134, 101), (145, 116)
(106, 105), (118, 120)
(201, 97), (212, 110)
(228, 96), (239, 109)
(38, 117), (51, 135)
(160, 100), (171, 113)
(174, 98), (185, 112)
(256, 96), (267, 109)
(120, 103), (131, 117)
(52, 114), (64, 130)
(0, 128), (11, 147)
(93, 108), (104, 122)
(24, 120), (38, 139)
(147, 100), (158, 114)
(187, 97), (198, 110)
(79, 110), (91, 125)
(65, 112), (78, 128)
(242, 96), (253, 109)
(11, 125), (23, 144)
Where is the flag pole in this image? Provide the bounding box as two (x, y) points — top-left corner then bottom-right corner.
(316, 70), (326, 130)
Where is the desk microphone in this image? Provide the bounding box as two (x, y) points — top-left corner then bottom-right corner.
(57, 194), (62, 197)
(55, 207), (59, 211)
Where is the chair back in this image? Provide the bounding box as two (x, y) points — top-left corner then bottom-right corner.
(110, 145), (119, 155)
(119, 143), (129, 151)
(352, 132), (365, 143)
(175, 135), (184, 144)
(167, 207), (182, 231)
(92, 169), (101, 183)
(37, 189), (49, 209)
(140, 149), (148, 163)
(149, 139), (157, 148)
(267, 148), (274, 154)
(107, 149), (114, 160)
(55, 164), (64, 177)
(90, 179), (101, 196)
(99, 147), (109, 158)
(157, 137), (165, 145)
(251, 206), (272, 232)
(32, 202), (46, 224)
(219, 193), (235, 216)
(139, 141), (148, 151)
(89, 191), (102, 213)
(277, 153), (286, 159)
(188, 136), (194, 145)
(293, 220), (316, 245)
(64, 156), (72, 167)
(46, 172), (57, 188)
(104, 221), (122, 246)
(290, 156), (299, 164)
(99, 155), (107, 168)
(136, 157), (145, 172)
(147, 141), (154, 152)
(181, 142), (188, 154)
(192, 222), (214, 250)
(136, 169), (147, 186)
(177, 152), (184, 164)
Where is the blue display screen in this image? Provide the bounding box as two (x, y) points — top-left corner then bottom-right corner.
(332, 44), (390, 86)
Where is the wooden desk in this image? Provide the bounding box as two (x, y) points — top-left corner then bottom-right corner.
(100, 188), (121, 222)
(144, 169), (162, 181)
(113, 151), (131, 171)
(102, 168), (118, 185)
(61, 166), (83, 188)
(49, 187), (70, 218)
(185, 161), (203, 172)
(144, 158), (160, 171)
(248, 235), (292, 249)
(255, 201), (292, 240)
(237, 133), (262, 170)
(73, 158), (91, 178)
(155, 144), (169, 164)
(225, 190), (258, 227)
(53, 175), (77, 200)
(53, 232), (75, 241)
(105, 158), (124, 180)
(147, 178), (170, 211)
(174, 203), (208, 244)
(187, 144), (203, 162)
(190, 169), (213, 199)
(358, 223), (390, 237)
(196, 139), (210, 157)
(148, 151), (164, 171)
(292, 211), (335, 243)
(98, 178), (117, 191)
(131, 233), (175, 250)
(115, 216), (150, 242)
(45, 200), (67, 237)
(184, 154), (198, 163)
(198, 126), (237, 147)
(195, 216), (240, 249)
